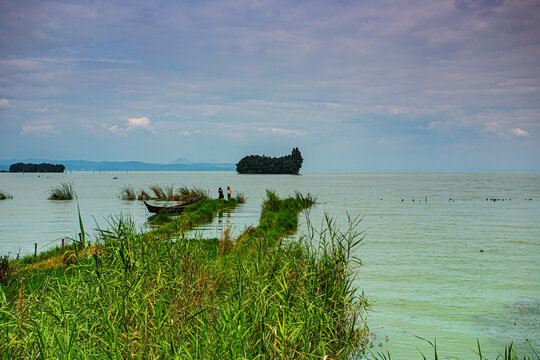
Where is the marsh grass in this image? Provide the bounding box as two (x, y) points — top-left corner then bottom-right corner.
(137, 189), (150, 200)
(367, 338), (539, 360)
(235, 192), (246, 203)
(175, 186), (209, 202)
(0, 191), (371, 359)
(148, 211), (173, 225)
(119, 185), (136, 200)
(0, 189), (13, 200)
(48, 182), (75, 200)
(119, 184), (209, 202)
(149, 184), (174, 200)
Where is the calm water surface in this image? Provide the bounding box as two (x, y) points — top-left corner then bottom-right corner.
(1, 171), (539, 359)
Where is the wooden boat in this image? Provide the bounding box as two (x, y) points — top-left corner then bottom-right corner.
(143, 198), (202, 214)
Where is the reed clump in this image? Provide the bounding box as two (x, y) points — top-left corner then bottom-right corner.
(48, 182), (75, 200)
(174, 186), (209, 202)
(149, 184), (174, 200)
(119, 184), (209, 202)
(235, 192), (246, 203)
(367, 338), (539, 360)
(119, 185), (136, 200)
(0, 189), (13, 200)
(137, 189), (150, 200)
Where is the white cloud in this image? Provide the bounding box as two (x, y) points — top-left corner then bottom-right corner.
(511, 127), (529, 136)
(108, 124), (122, 134)
(109, 116), (154, 134)
(482, 121), (502, 134)
(178, 131), (191, 136)
(254, 127), (305, 137)
(0, 98), (10, 108)
(126, 116), (152, 130)
(21, 123), (59, 135)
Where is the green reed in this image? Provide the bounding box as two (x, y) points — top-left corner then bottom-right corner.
(174, 186), (209, 202)
(47, 183), (75, 200)
(235, 192), (246, 203)
(0, 191), (371, 359)
(119, 185), (136, 200)
(0, 189), (13, 200)
(119, 184), (208, 202)
(149, 184), (174, 200)
(367, 337), (539, 360)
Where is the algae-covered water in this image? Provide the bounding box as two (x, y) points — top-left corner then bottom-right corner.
(1, 171), (538, 358)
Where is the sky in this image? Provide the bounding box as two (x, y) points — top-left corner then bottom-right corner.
(0, 0), (539, 171)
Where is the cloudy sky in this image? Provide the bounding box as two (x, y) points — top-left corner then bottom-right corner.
(0, 0), (539, 170)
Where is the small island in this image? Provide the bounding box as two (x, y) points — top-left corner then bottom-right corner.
(236, 147), (303, 174)
(9, 162), (65, 173)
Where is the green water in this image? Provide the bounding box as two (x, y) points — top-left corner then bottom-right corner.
(1, 171), (538, 358)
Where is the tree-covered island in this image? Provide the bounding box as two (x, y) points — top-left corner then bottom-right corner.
(9, 162), (65, 173)
(236, 147), (303, 174)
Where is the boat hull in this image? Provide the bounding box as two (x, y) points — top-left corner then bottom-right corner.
(143, 198), (201, 214)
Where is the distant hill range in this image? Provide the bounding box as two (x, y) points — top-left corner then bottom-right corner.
(0, 159), (235, 172)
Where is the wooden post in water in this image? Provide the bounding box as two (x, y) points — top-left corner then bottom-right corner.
(79, 233), (82, 243)
(34, 243), (37, 257)
(61, 238), (65, 249)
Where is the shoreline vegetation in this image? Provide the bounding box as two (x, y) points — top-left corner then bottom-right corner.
(0, 190), (537, 359)
(120, 184), (246, 204)
(236, 147), (304, 174)
(119, 184), (209, 203)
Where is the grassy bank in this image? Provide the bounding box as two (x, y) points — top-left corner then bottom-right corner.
(0, 191), (368, 359)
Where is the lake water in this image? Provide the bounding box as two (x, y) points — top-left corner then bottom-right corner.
(1, 171), (539, 359)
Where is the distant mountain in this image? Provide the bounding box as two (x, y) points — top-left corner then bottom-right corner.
(169, 157), (194, 164)
(0, 159), (235, 171)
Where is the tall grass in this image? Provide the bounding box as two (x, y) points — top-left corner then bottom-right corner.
(48, 182), (75, 200)
(175, 186), (209, 202)
(0, 191), (373, 358)
(0, 189), (13, 200)
(367, 338), (539, 360)
(149, 184), (174, 200)
(119, 185), (136, 200)
(119, 184), (209, 202)
(235, 192), (246, 203)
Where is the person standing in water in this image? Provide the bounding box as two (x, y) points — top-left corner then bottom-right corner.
(227, 186), (231, 200)
(218, 187), (224, 200)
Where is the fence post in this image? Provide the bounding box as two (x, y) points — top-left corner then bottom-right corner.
(34, 243), (37, 257)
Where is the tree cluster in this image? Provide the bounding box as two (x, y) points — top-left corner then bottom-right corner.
(236, 148), (303, 174)
(9, 163), (65, 173)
